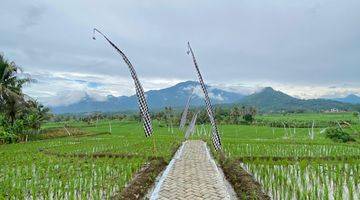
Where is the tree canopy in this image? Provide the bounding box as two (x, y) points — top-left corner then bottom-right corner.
(0, 54), (50, 143)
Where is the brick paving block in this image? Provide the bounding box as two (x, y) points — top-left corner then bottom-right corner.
(151, 140), (234, 200)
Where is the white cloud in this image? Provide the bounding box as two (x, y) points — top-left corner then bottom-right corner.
(187, 85), (204, 98)
(23, 70), (184, 106)
(273, 84), (360, 99)
(22, 70), (360, 106)
(182, 84), (225, 101)
(212, 80), (360, 99)
(209, 93), (224, 101)
(211, 82), (263, 95)
(46, 90), (87, 106)
(2, 0), (360, 87)
(2, 1), (360, 106)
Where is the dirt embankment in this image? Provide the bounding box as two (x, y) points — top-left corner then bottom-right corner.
(112, 157), (167, 200)
(41, 149), (147, 159)
(30, 127), (110, 141)
(112, 142), (181, 200)
(219, 154), (270, 200)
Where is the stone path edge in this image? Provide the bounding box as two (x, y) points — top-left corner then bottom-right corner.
(148, 142), (186, 200)
(204, 143), (237, 199)
(148, 140), (238, 200)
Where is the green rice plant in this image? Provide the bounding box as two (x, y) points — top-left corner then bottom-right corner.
(242, 161), (360, 200)
(0, 120), (182, 199)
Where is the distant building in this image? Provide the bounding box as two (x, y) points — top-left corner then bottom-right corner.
(330, 108), (339, 112)
(324, 108), (340, 113)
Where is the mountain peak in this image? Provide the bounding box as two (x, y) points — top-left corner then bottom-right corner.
(239, 86), (298, 112)
(173, 80), (199, 88)
(346, 94), (360, 98)
(81, 93), (92, 101)
(106, 94), (117, 99)
(333, 94), (360, 104)
(261, 87), (275, 92)
(249, 86), (293, 99)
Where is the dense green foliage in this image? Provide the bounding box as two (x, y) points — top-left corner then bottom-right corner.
(243, 113), (254, 123)
(325, 127), (355, 143)
(0, 54), (50, 143)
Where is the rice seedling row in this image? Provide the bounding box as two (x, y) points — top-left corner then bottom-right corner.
(0, 121), (182, 199)
(241, 161), (360, 200)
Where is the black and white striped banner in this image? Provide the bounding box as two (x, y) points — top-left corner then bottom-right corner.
(187, 42), (222, 150)
(93, 28), (153, 137)
(179, 91), (193, 130)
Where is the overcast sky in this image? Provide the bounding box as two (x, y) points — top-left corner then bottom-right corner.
(1, 0), (360, 106)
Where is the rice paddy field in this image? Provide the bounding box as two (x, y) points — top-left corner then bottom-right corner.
(257, 112), (357, 122)
(0, 120), (182, 199)
(217, 113), (360, 200)
(1, 112), (359, 199)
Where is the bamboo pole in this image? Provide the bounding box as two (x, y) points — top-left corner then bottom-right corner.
(152, 135), (157, 155)
(64, 126), (71, 136)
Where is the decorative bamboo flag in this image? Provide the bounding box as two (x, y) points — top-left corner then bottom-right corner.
(179, 89), (193, 129)
(200, 124), (206, 136)
(187, 42), (222, 150)
(165, 107), (174, 133)
(93, 28), (153, 137)
(185, 111), (199, 139)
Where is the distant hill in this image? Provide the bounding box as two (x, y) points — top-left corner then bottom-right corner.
(333, 94), (360, 104)
(50, 81), (245, 114)
(237, 87), (358, 112)
(50, 82), (360, 114)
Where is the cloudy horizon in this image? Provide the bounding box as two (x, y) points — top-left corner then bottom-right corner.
(1, 0), (360, 106)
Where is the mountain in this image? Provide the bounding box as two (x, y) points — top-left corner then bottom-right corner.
(51, 81), (245, 114)
(51, 82), (360, 114)
(237, 87), (357, 112)
(333, 94), (360, 104)
(239, 87), (299, 109)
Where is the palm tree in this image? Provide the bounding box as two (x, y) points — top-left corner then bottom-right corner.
(25, 100), (51, 132)
(0, 54), (31, 124)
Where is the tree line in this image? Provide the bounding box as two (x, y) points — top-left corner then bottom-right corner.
(53, 105), (258, 128)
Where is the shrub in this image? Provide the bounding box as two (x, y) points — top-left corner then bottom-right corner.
(243, 114), (254, 123)
(353, 112), (359, 118)
(325, 127), (355, 143)
(0, 117), (26, 143)
(0, 131), (18, 144)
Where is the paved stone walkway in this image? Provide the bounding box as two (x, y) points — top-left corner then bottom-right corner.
(150, 140), (234, 200)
